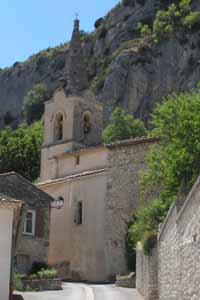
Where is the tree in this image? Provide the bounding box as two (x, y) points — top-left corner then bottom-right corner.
(102, 107), (147, 143)
(0, 121), (43, 181)
(130, 91), (200, 252)
(23, 84), (48, 125)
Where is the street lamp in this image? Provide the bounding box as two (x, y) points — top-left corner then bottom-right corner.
(51, 196), (64, 209)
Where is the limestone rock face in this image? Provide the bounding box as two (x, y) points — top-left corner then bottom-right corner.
(101, 34), (200, 124)
(0, 0), (200, 126)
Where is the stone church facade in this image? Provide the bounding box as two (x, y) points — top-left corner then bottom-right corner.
(38, 18), (157, 282)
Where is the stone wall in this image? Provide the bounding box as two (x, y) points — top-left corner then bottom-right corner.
(158, 176), (200, 300)
(105, 139), (156, 277)
(136, 176), (200, 300)
(16, 205), (50, 274)
(136, 245), (158, 300)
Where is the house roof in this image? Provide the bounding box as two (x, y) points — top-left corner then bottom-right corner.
(0, 172), (54, 207)
(0, 193), (22, 208)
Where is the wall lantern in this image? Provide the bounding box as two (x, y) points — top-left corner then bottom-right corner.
(51, 196), (64, 209)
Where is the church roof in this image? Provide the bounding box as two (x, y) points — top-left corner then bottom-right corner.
(51, 136), (158, 159)
(0, 172), (54, 206)
(38, 168), (107, 187)
(106, 136), (159, 148)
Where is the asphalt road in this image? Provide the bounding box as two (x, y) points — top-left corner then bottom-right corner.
(16, 283), (144, 300)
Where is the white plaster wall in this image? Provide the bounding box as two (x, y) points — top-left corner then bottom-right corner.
(0, 208), (13, 300)
(40, 146), (108, 182)
(42, 172), (108, 282)
(57, 148), (108, 178)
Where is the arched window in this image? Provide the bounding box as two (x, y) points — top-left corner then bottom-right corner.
(54, 113), (63, 142)
(83, 111), (92, 135)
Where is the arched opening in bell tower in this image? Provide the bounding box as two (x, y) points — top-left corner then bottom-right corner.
(54, 113), (64, 142)
(83, 111), (92, 135)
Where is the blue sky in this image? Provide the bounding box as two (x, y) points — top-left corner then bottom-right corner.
(0, 0), (119, 69)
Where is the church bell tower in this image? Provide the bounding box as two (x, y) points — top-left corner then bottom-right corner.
(40, 18), (103, 181)
(66, 17), (89, 94)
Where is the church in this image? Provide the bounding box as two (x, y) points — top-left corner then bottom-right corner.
(38, 18), (157, 282)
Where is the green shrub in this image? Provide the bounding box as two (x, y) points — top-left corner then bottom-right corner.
(139, 0), (200, 43)
(142, 231), (158, 255)
(138, 22), (152, 37)
(102, 107), (147, 143)
(37, 268), (58, 279)
(23, 84), (48, 125)
(130, 90), (200, 254)
(0, 121), (43, 181)
(13, 273), (24, 291)
(29, 261), (48, 275)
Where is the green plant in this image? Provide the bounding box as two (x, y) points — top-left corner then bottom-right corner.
(138, 22), (152, 37)
(29, 261), (48, 275)
(13, 273), (24, 291)
(37, 268), (58, 279)
(125, 221), (136, 271)
(28, 274), (37, 280)
(0, 121), (43, 181)
(142, 231), (158, 255)
(130, 90), (200, 254)
(102, 107), (147, 143)
(23, 83), (48, 125)
(138, 0), (200, 43)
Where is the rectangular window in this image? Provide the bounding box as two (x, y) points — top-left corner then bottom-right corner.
(75, 155), (80, 165)
(77, 202), (83, 225)
(23, 210), (36, 236)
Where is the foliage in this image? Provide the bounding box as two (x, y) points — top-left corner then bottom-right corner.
(0, 121), (43, 181)
(130, 91), (200, 253)
(102, 107), (147, 143)
(138, 22), (152, 37)
(138, 0), (200, 43)
(23, 84), (48, 125)
(29, 261), (48, 275)
(13, 273), (24, 291)
(37, 268), (58, 279)
(129, 198), (170, 250)
(125, 221), (136, 271)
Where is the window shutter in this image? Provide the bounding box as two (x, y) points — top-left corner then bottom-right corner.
(35, 208), (44, 239)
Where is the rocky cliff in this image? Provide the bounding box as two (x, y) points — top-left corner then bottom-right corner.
(1, 0), (200, 126)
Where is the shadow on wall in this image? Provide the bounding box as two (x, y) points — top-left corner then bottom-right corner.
(13, 295), (24, 300)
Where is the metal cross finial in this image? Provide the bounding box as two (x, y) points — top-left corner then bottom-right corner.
(75, 13), (79, 20)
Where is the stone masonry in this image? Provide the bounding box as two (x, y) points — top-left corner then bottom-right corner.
(105, 138), (157, 278)
(136, 175), (200, 300)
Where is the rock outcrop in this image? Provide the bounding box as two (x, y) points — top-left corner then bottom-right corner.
(0, 0), (200, 126)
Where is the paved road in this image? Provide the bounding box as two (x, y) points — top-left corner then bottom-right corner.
(16, 283), (144, 300)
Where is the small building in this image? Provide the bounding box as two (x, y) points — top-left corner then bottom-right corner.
(0, 193), (23, 300)
(0, 172), (54, 274)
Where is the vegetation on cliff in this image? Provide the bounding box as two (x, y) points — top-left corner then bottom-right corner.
(23, 84), (48, 125)
(138, 0), (200, 43)
(130, 89), (200, 254)
(102, 107), (147, 143)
